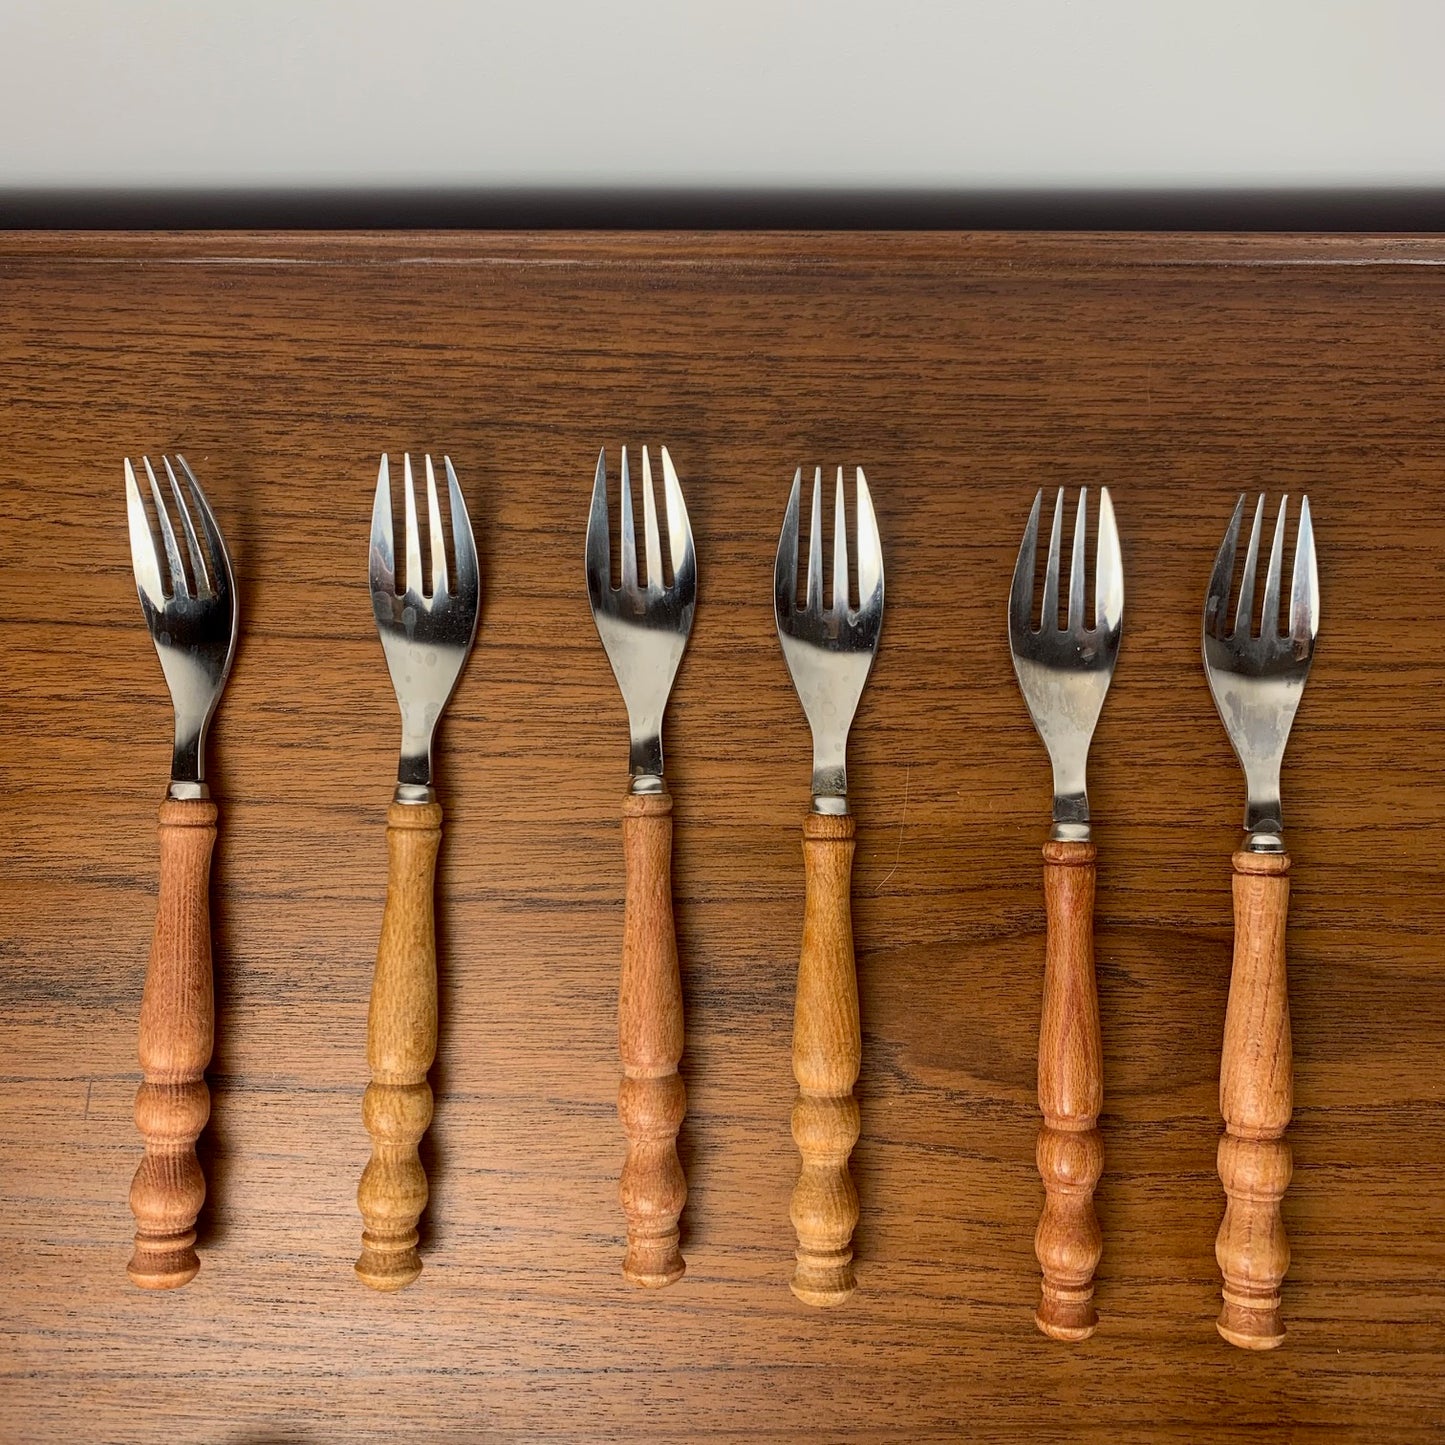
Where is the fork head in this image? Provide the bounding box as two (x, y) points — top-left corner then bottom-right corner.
(369, 453), (480, 801)
(585, 445), (697, 792)
(125, 455), (238, 799)
(774, 466), (884, 813)
(1202, 493), (1319, 851)
(1008, 487), (1123, 841)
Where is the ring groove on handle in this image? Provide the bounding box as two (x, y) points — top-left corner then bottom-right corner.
(1035, 838), (1103, 1340)
(129, 796), (217, 1289)
(618, 791), (686, 1286)
(1217, 849), (1292, 1350)
(790, 811), (861, 1307)
(357, 801), (441, 1291)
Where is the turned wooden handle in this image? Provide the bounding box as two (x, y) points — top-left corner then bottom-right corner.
(1216, 850), (1293, 1350)
(1035, 839), (1104, 1340)
(128, 797), (217, 1289)
(356, 801), (441, 1291)
(617, 792), (687, 1286)
(790, 811), (861, 1307)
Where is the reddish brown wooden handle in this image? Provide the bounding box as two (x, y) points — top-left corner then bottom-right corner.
(790, 811), (861, 1307)
(356, 801), (441, 1291)
(128, 796), (217, 1289)
(618, 791), (687, 1286)
(1035, 838), (1104, 1340)
(1216, 849), (1293, 1350)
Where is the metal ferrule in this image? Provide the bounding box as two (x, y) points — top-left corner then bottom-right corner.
(167, 779), (210, 802)
(811, 793), (849, 816)
(393, 781), (436, 805)
(629, 771), (666, 796)
(1050, 819), (1091, 843)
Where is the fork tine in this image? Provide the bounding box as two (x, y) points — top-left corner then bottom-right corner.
(1066, 488), (1088, 633)
(586, 448), (611, 594)
(143, 457), (188, 600)
(444, 456), (477, 607)
(370, 454), (396, 596)
(1261, 495), (1288, 637)
(1290, 495), (1319, 643)
(832, 466), (849, 613)
(1205, 494), (1245, 638)
(1040, 488), (1064, 631)
(1009, 489), (1043, 637)
(174, 456), (230, 601)
(774, 468), (802, 619)
(1233, 494), (1267, 637)
(641, 446), (663, 590)
(856, 467), (882, 605)
(1095, 486), (1123, 631)
(163, 456), (212, 598)
(402, 454), (424, 599)
(620, 447), (638, 594)
(660, 446), (692, 580)
(806, 466), (824, 614)
(425, 455), (449, 599)
(124, 458), (166, 609)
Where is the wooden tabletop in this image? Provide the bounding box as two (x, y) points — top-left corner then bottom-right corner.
(2, 232), (1444, 1442)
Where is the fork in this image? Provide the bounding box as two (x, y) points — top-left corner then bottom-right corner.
(357, 453), (480, 1291)
(773, 465), (884, 1307)
(585, 445), (697, 1286)
(1203, 493), (1319, 1350)
(1008, 487), (1123, 1340)
(122, 455), (238, 1289)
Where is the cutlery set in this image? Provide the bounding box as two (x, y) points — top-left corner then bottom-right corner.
(122, 452), (1320, 1350)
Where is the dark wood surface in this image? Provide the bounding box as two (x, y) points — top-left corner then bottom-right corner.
(2, 232), (1444, 1442)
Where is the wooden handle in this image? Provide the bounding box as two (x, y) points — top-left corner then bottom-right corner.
(1216, 850), (1293, 1350)
(1035, 838), (1104, 1340)
(128, 797), (217, 1289)
(617, 792), (687, 1286)
(789, 811), (861, 1307)
(356, 801), (441, 1291)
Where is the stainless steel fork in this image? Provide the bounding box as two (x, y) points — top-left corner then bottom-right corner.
(774, 465), (883, 1307)
(123, 455), (237, 1289)
(1203, 493), (1319, 1350)
(586, 444), (697, 1286)
(357, 453), (479, 1291)
(1008, 486), (1123, 1340)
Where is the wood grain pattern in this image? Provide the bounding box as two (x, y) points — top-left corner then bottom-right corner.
(1035, 838), (1104, 1340)
(790, 810), (862, 1307)
(127, 796), (217, 1289)
(618, 790), (687, 1287)
(356, 800), (441, 1290)
(2, 232), (1445, 1441)
(1216, 849), (1293, 1350)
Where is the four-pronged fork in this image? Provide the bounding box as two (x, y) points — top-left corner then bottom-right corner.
(123, 455), (238, 1289)
(1202, 493), (1319, 1350)
(585, 444), (697, 1286)
(358, 452), (480, 1290)
(1008, 487), (1123, 1340)
(773, 465), (884, 1307)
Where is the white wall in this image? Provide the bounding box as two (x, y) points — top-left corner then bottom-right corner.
(2, 0), (1443, 189)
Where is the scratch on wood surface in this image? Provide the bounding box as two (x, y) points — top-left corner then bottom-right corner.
(876, 764), (911, 893)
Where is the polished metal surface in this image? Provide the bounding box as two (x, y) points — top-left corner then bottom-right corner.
(124, 455), (238, 800)
(585, 445), (696, 791)
(1202, 493), (1319, 852)
(1008, 487), (1123, 842)
(369, 453), (480, 802)
(773, 466), (884, 813)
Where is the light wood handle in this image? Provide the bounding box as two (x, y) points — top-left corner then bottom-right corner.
(789, 811), (861, 1307)
(128, 797), (217, 1289)
(1216, 849), (1293, 1350)
(1035, 838), (1104, 1340)
(356, 801), (441, 1291)
(617, 792), (687, 1286)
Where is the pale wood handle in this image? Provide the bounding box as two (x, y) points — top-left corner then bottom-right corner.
(790, 811), (861, 1307)
(1216, 849), (1293, 1350)
(128, 797), (217, 1289)
(618, 792), (687, 1287)
(1035, 838), (1104, 1340)
(356, 801), (441, 1291)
